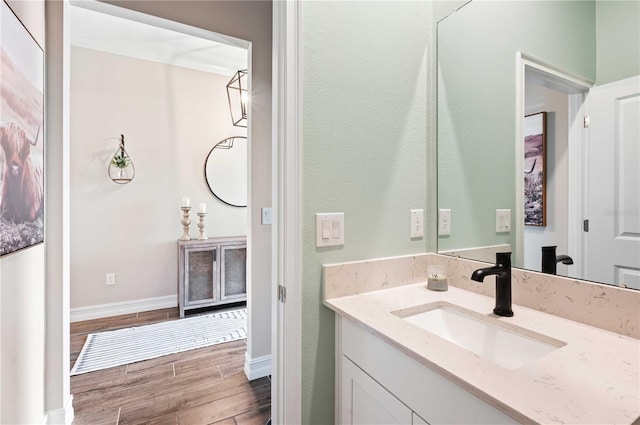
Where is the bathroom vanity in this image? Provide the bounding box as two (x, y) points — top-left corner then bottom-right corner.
(324, 253), (640, 424)
(336, 308), (515, 424)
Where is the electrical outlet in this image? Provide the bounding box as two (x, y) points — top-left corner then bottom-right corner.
(106, 273), (116, 286)
(439, 209), (451, 236)
(410, 209), (424, 238)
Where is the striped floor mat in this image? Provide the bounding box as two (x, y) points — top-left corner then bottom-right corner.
(71, 308), (247, 375)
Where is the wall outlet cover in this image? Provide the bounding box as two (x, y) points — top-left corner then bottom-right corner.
(410, 209), (424, 238)
(439, 209), (451, 236)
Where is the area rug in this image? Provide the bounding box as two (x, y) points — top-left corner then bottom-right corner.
(71, 308), (246, 376)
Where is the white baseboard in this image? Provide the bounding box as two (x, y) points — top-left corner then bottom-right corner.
(70, 295), (177, 322)
(244, 352), (272, 381)
(44, 395), (74, 425)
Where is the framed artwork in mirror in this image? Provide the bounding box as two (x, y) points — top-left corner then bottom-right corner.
(524, 112), (546, 226)
(0, 1), (45, 257)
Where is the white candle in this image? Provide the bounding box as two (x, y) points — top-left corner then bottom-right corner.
(198, 203), (207, 214)
(182, 197), (191, 208)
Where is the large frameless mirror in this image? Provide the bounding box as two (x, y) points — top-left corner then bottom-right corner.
(204, 136), (247, 208)
(437, 0), (640, 289)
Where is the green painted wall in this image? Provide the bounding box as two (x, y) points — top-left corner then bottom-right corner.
(437, 1), (596, 258)
(301, 1), (430, 422)
(596, 0), (640, 84)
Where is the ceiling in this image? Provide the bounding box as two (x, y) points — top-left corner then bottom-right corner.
(70, 5), (248, 76)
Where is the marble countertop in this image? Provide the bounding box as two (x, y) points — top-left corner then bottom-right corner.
(325, 283), (640, 424)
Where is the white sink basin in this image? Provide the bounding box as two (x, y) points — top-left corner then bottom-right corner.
(393, 302), (566, 369)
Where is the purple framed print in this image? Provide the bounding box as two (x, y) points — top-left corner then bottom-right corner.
(524, 112), (547, 227)
(0, 1), (45, 257)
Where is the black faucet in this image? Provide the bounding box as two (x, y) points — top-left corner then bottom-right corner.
(541, 246), (574, 275)
(471, 252), (513, 317)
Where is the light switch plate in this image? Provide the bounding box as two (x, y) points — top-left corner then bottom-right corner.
(316, 213), (345, 247)
(496, 209), (511, 232)
(439, 209), (451, 236)
(261, 207), (272, 225)
(410, 209), (424, 238)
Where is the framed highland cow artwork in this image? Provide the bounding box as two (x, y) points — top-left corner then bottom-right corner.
(0, 1), (45, 257)
(524, 112), (546, 227)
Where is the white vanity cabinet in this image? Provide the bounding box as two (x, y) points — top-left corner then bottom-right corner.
(341, 356), (413, 424)
(336, 316), (517, 425)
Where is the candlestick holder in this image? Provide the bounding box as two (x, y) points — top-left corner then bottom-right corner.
(180, 207), (191, 240)
(197, 212), (208, 240)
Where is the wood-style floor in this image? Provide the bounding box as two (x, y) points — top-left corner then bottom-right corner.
(70, 307), (270, 425)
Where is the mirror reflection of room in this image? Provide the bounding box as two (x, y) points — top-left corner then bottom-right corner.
(437, 0), (639, 289)
(523, 73), (581, 278)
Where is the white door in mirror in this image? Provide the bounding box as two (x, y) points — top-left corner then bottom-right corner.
(587, 76), (640, 288)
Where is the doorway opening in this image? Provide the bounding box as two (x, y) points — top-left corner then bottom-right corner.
(516, 54), (592, 279)
(67, 2), (270, 422)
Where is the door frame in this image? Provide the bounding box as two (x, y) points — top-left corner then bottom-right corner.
(515, 52), (593, 274)
(53, 1), (305, 422)
(272, 1), (302, 423)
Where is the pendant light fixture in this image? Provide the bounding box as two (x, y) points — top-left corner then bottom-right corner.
(226, 69), (248, 127)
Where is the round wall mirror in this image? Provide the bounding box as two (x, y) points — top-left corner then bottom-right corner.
(204, 136), (247, 207)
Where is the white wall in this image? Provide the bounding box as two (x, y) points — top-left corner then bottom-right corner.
(523, 81), (570, 274)
(0, 2), (47, 423)
(1, 247), (46, 424)
(70, 46), (246, 309)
